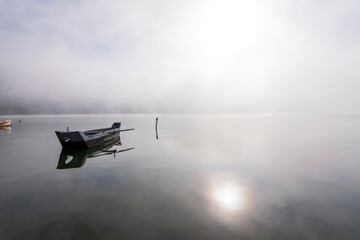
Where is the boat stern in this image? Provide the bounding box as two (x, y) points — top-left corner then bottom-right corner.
(111, 122), (121, 130)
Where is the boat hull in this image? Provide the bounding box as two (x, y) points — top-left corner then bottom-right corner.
(0, 120), (11, 127)
(55, 122), (121, 149)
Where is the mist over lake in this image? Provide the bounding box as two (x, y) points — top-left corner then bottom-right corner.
(1, 0), (360, 115)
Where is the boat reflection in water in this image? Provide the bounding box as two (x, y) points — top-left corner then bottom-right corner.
(57, 135), (134, 169)
(0, 126), (12, 133)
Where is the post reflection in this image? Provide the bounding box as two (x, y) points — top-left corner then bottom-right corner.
(57, 135), (134, 169)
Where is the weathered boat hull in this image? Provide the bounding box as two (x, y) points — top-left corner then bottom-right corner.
(55, 122), (121, 149)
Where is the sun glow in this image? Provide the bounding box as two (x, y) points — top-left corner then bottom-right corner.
(211, 181), (244, 212)
(194, 0), (266, 58)
(188, 0), (269, 98)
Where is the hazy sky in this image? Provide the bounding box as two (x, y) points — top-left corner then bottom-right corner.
(0, 0), (359, 114)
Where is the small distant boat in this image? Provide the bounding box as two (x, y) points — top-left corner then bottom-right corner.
(55, 122), (134, 149)
(0, 120), (11, 127)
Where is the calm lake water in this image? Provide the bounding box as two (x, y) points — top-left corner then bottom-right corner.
(0, 114), (360, 240)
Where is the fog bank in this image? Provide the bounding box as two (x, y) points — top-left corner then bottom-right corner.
(1, 0), (360, 114)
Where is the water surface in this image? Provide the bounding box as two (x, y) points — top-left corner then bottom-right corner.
(0, 114), (360, 239)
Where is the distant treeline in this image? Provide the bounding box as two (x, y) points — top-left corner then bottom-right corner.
(0, 98), (145, 115)
(0, 100), (89, 115)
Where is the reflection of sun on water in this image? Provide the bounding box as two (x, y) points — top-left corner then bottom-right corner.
(213, 184), (242, 211)
(207, 178), (248, 223)
(211, 181), (245, 213)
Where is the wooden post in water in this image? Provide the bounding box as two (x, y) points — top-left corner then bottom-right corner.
(155, 117), (159, 140)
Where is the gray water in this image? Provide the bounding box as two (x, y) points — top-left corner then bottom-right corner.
(0, 114), (360, 240)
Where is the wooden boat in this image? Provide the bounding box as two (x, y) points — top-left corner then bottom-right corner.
(55, 122), (134, 149)
(0, 120), (11, 127)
